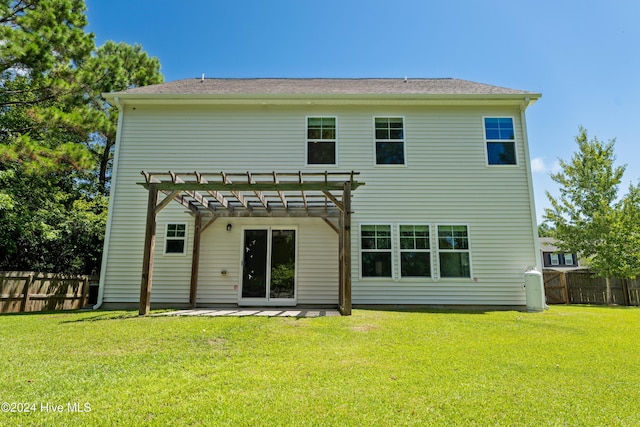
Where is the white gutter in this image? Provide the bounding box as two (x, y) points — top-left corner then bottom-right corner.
(102, 92), (542, 107)
(94, 96), (124, 309)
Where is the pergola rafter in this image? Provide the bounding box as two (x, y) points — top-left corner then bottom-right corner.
(247, 171), (270, 211)
(138, 170), (363, 316)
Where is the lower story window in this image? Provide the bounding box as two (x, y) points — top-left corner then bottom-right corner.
(437, 225), (470, 278)
(165, 223), (187, 254)
(361, 225), (392, 277)
(400, 225), (431, 277)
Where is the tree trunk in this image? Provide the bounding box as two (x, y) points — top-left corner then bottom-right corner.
(605, 276), (612, 305)
(98, 138), (114, 195)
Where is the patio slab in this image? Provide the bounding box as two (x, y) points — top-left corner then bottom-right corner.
(154, 308), (341, 318)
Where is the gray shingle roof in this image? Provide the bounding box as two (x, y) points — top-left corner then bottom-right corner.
(114, 78), (538, 97)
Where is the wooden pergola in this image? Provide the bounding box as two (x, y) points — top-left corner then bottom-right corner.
(138, 171), (364, 316)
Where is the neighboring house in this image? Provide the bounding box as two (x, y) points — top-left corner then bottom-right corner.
(539, 237), (581, 269)
(98, 78), (542, 314)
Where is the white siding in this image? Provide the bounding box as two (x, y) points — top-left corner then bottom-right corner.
(197, 218), (338, 305)
(102, 103), (538, 307)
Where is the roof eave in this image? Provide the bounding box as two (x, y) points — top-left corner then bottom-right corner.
(102, 92), (541, 107)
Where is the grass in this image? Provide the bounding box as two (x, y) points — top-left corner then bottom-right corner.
(0, 306), (639, 426)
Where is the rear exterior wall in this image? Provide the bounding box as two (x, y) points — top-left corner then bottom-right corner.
(101, 103), (538, 307)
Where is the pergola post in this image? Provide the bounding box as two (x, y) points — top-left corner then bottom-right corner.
(338, 214), (344, 311)
(189, 212), (202, 307)
(340, 181), (352, 315)
(140, 183), (158, 315)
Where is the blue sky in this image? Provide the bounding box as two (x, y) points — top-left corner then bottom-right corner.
(85, 0), (640, 222)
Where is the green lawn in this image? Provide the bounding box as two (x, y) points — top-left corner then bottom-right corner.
(1, 306), (639, 426)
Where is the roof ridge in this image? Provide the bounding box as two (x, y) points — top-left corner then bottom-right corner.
(189, 77), (456, 80)
(107, 77), (540, 98)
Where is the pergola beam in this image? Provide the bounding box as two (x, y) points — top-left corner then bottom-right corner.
(199, 216), (218, 234)
(139, 181), (362, 192)
(156, 190), (180, 212)
(160, 190), (198, 213)
(194, 208), (341, 218)
(322, 190), (344, 212)
(322, 217), (339, 234)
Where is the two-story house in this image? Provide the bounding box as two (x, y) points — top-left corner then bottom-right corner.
(98, 78), (541, 314)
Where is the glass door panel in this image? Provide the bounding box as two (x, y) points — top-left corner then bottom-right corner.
(242, 229), (268, 298)
(270, 230), (296, 299)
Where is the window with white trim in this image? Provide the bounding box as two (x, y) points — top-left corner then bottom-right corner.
(564, 253), (574, 265)
(484, 117), (516, 165)
(399, 225), (431, 277)
(165, 223), (187, 254)
(307, 117), (336, 165)
(437, 225), (470, 278)
(360, 225), (392, 277)
(374, 117), (405, 165)
(550, 253), (560, 266)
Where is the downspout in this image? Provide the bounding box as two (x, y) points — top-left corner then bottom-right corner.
(93, 96), (125, 309)
(520, 97), (543, 273)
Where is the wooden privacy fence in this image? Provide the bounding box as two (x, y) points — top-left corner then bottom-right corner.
(544, 270), (640, 306)
(0, 272), (98, 313)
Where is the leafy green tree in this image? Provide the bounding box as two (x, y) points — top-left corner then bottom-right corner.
(537, 222), (555, 237)
(79, 41), (163, 193)
(0, 167), (106, 274)
(0, 0), (95, 170)
(0, 0), (93, 75)
(544, 127), (640, 303)
(0, 1), (162, 273)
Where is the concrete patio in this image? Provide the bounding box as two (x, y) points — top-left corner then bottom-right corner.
(153, 308), (341, 318)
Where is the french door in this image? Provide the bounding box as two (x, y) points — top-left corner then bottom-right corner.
(240, 228), (296, 305)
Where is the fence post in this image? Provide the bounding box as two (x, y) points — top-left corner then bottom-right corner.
(81, 276), (90, 309)
(20, 273), (34, 312)
(621, 279), (630, 306)
(560, 271), (569, 304)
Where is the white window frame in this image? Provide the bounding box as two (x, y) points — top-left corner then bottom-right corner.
(373, 116), (407, 167)
(483, 116), (518, 166)
(564, 253), (574, 265)
(435, 224), (472, 279)
(305, 116), (338, 167)
(238, 225), (299, 306)
(164, 223), (187, 255)
(359, 223), (394, 279)
(398, 224), (432, 279)
(550, 253), (560, 266)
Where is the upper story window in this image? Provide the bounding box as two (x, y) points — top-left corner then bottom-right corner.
(564, 253), (574, 265)
(547, 252), (575, 266)
(165, 223), (187, 255)
(484, 117), (516, 165)
(375, 117), (405, 165)
(307, 117), (336, 165)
